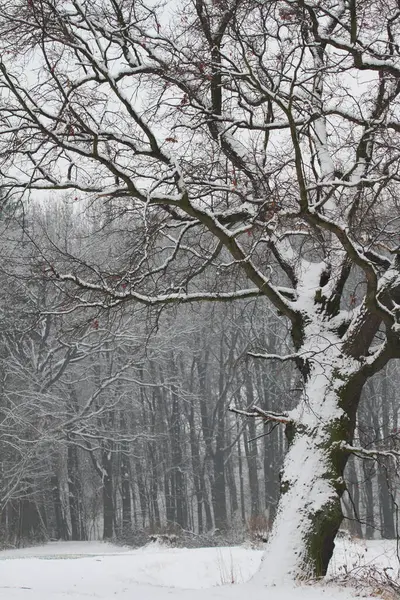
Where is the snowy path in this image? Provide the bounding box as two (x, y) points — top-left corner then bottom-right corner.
(0, 540), (390, 599)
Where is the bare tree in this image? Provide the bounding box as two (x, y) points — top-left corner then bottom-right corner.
(1, 0), (400, 580)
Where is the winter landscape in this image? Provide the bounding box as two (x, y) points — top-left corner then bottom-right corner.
(0, 538), (399, 599)
(1, 0), (400, 599)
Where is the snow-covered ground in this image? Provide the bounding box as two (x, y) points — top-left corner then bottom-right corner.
(0, 538), (397, 599)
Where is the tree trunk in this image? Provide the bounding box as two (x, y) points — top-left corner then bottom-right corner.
(102, 450), (114, 540)
(212, 424), (227, 530)
(363, 459), (375, 539)
(51, 476), (69, 540)
(359, 404), (375, 540)
(237, 423), (246, 523)
(17, 489), (44, 543)
(121, 452), (132, 531)
(243, 371), (260, 519)
(243, 424), (260, 519)
(377, 461), (395, 538)
(67, 444), (86, 541)
(345, 457), (363, 538)
(188, 404), (205, 532)
(212, 341), (228, 530)
(255, 359), (363, 583)
(377, 376), (396, 538)
(226, 450), (239, 518)
(169, 380), (188, 529)
(257, 360), (281, 519)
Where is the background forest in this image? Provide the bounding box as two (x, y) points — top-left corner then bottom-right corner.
(0, 201), (398, 548)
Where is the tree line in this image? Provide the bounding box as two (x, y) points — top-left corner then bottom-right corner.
(0, 209), (398, 546)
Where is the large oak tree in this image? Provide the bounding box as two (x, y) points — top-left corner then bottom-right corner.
(1, 0), (400, 581)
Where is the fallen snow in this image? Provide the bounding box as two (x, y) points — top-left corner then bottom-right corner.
(0, 538), (396, 599)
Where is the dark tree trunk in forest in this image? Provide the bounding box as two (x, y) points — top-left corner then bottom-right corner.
(101, 449), (114, 540)
(212, 417), (227, 530)
(169, 376), (188, 529)
(243, 424), (260, 519)
(164, 475), (174, 526)
(147, 381), (161, 530)
(196, 351), (223, 530)
(237, 421), (246, 523)
(67, 388), (86, 541)
(16, 489), (44, 543)
(363, 462), (375, 540)
(243, 370), (260, 519)
(67, 444), (86, 541)
(226, 450), (239, 518)
(121, 451), (132, 531)
(256, 360), (281, 519)
(263, 429), (279, 521)
(188, 403), (209, 532)
(211, 339), (230, 530)
(377, 462), (395, 538)
(378, 377), (396, 538)
(367, 381), (396, 539)
(149, 451), (161, 529)
(51, 476), (69, 540)
(345, 458), (363, 538)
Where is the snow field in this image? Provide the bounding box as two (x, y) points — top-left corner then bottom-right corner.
(0, 539), (397, 599)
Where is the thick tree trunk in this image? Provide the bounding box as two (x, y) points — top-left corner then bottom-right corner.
(255, 358), (362, 583)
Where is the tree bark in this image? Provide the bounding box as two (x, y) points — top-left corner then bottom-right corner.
(255, 357), (363, 583)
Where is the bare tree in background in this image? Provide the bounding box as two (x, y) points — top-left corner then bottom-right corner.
(1, 0), (400, 581)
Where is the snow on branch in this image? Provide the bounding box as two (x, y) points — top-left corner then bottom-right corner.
(248, 351), (303, 362)
(336, 442), (400, 462)
(229, 405), (292, 425)
(50, 270), (264, 309)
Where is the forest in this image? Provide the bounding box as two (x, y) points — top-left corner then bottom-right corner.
(0, 0), (400, 584)
(0, 205), (399, 546)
